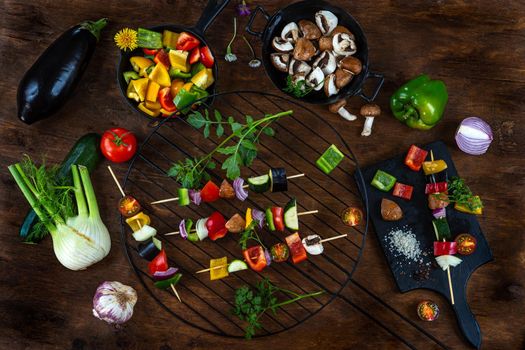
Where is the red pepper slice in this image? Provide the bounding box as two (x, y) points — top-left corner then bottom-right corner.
(425, 181), (448, 194)
(393, 182), (414, 200)
(285, 232), (307, 264)
(189, 47), (200, 65)
(200, 180), (220, 202)
(143, 48), (158, 56)
(153, 49), (171, 69)
(242, 246), (267, 272)
(176, 32), (200, 51)
(405, 145), (429, 171)
(271, 207), (285, 231)
(148, 249), (169, 275)
(433, 241), (457, 256)
(158, 87), (176, 113)
(206, 211), (228, 241)
(200, 46), (214, 68)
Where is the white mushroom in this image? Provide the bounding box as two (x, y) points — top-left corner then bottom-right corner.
(315, 10), (338, 36)
(281, 22), (300, 43)
(328, 99), (356, 121)
(313, 50), (337, 75)
(306, 67), (325, 91)
(302, 235), (324, 255)
(360, 104), (381, 136)
(288, 59), (312, 76)
(270, 53), (290, 72)
(272, 37), (294, 52)
(324, 73), (339, 97)
(332, 33), (357, 56)
(293, 38), (316, 61)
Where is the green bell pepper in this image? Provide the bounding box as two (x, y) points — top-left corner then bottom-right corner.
(154, 273), (182, 290)
(191, 62), (206, 76)
(173, 88), (197, 110)
(169, 67), (192, 79)
(371, 170), (397, 192)
(390, 74), (448, 130)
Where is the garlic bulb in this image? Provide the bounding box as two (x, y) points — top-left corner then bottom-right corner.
(93, 281), (137, 325)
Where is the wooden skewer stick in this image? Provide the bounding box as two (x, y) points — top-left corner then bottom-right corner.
(107, 166), (126, 198)
(164, 209), (318, 236)
(443, 238), (455, 305)
(170, 283), (182, 303)
(319, 234), (348, 243)
(150, 173), (306, 205)
(196, 265), (228, 274)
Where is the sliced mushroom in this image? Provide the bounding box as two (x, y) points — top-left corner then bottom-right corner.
(306, 67), (325, 91)
(339, 56), (362, 75)
(313, 50), (337, 75)
(318, 36), (333, 51)
(272, 36), (294, 52)
(332, 33), (357, 56)
(291, 73), (307, 93)
(288, 59), (312, 76)
(324, 73), (339, 97)
(315, 10), (338, 35)
(328, 99), (356, 121)
(298, 20), (321, 40)
(293, 38), (316, 61)
(334, 68), (353, 89)
(281, 22), (300, 43)
(270, 53), (290, 72)
(360, 103), (381, 137)
(331, 25), (354, 38)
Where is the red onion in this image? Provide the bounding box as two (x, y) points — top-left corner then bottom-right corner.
(264, 249), (272, 266)
(251, 209), (265, 228)
(179, 219), (188, 240)
(455, 117), (493, 155)
(233, 177), (249, 201)
(189, 189), (201, 205)
(153, 267), (179, 281)
(432, 207), (446, 219)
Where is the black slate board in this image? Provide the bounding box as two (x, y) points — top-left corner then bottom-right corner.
(356, 141), (493, 349)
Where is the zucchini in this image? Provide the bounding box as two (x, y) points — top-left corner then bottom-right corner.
(284, 198), (299, 231)
(269, 167), (287, 192)
(432, 218), (451, 240)
(178, 188), (190, 206)
(137, 28), (163, 49)
(265, 208), (275, 231)
(19, 133), (102, 243)
(228, 260), (248, 273)
(247, 174), (270, 193)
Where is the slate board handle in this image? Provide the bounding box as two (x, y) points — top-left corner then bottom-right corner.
(453, 285), (482, 349)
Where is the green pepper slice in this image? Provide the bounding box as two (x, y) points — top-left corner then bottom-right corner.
(371, 170), (397, 192)
(154, 273), (182, 290)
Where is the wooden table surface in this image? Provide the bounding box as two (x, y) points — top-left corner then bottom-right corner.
(1, 1), (524, 349)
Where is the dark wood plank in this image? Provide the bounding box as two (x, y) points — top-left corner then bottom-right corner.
(0, 0), (524, 349)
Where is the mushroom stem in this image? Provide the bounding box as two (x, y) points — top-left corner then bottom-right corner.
(338, 107), (357, 121)
(361, 116), (375, 136)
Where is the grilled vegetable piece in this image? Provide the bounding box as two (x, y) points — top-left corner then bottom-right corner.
(432, 218), (451, 240)
(138, 237), (162, 261)
(284, 198), (299, 231)
(270, 243), (289, 263)
(381, 198), (403, 221)
(178, 188), (190, 206)
(247, 174), (270, 193)
(269, 168), (288, 192)
(210, 257), (229, 281)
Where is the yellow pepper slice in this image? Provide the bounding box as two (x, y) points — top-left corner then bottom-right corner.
(130, 78), (149, 102)
(422, 160), (448, 175)
(126, 212), (151, 232)
(169, 50), (189, 72)
(182, 82), (193, 92)
(130, 56), (154, 77)
(162, 30), (180, 49)
(145, 100), (161, 110)
(454, 197), (483, 215)
(126, 82), (139, 102)
(148, 63), (171, 87)
(191, 68), (214, 90)
(138, 102), (161, 117)
(245, 208), (253, 228)
(146, 81), (160, 102)
(210, 257), (229, 281)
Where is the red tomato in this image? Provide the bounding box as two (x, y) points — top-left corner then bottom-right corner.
(200, 46), (214, 68)
(200, 180), (220, 202)
(243, 246), (267, 272)
(143, 48), (158, 55)
(405, 145), (428, 171)
(176, 32), (200, 51)
(148, 249), (168, 275)
(100, 128), (137, 163)
(455, 234), (477, 255)
(206, 211), (228, 241)
(393, 183), (414, 200)
(158, 87), (176, 113)
(285, 233), (307, 264)
(118, 195), (141, 217)
(189, 47), (200, 65)
(271, 207), (284, 231)
(154, 49), (170, 69)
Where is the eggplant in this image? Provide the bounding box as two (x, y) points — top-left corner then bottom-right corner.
(270, 167), (288, 192)
(17, 18), (107, 124)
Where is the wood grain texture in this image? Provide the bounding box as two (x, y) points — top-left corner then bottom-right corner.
(0, 0), (524, 349)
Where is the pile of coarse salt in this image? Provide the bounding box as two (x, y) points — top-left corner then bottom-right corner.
(386, 226), (423, 263)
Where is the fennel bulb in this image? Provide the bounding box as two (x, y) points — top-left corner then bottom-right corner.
(9, 160), (111, 270)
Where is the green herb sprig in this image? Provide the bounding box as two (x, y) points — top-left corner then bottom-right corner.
(233, 277), (324, 339)
(239, 221), (265, 250)
(168, 108), (293, 189)
(283, 75), (314, 98)
(446, 176), (483, 211)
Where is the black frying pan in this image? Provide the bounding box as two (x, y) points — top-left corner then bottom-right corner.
(117, 0), (230, 120)
(246, 0), (384, 104)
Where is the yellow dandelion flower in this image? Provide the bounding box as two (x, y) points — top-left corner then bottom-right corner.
(114, 28), (138, 51)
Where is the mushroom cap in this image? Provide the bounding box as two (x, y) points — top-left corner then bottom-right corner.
(318, 36), (333, 51)
(270, 53), (290, 72)
(331, 26), (354, 38)
(298, 20), (321, 40)
(313, 50), (337, 75)
(332, 33), (357, 56)
(315, 10), (338, 35)
(334, 68), (353, 89)
(328, 99), (346, 112)
(272, 36), (294, 52)
(306, 67), (325, 91)
(281, 22), (300, 43)
(288, 59), (312, 76)
(324, 73), (339, 97)
(293, 38), (316, 61)
(339, 56), (362, 75)
(360, 103), (381, 117)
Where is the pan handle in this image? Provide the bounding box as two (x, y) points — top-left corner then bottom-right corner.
(358, 72), (385, 103)
(246, 5), (270, 39)
(193, 0), (231, 35)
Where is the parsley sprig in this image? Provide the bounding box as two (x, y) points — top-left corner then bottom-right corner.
(239, 221), (265, 250)
(443, 176), (483, 211)
(283, 75), (314, 98)
(168, 108), (293, 189)
(233, 277), (324, 339)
